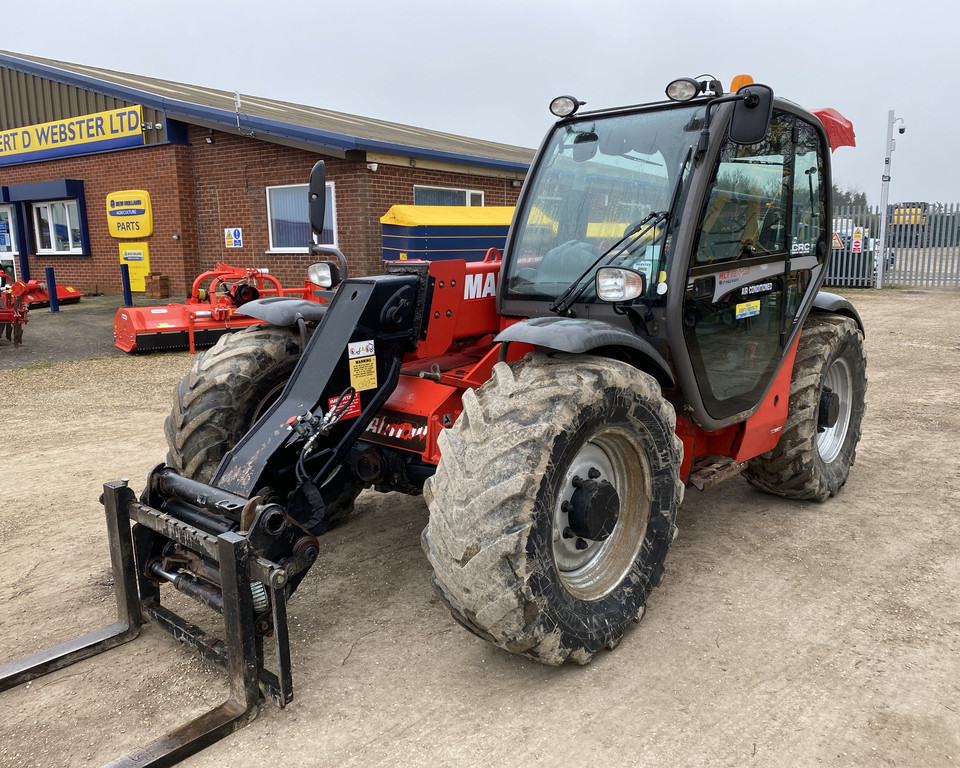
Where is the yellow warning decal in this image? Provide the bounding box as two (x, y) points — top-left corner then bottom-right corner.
(350, 356), (378, 391)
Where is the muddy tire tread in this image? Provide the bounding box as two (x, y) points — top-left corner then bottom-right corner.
(423, 354), (683, 666)
(743, 315), (867, 501)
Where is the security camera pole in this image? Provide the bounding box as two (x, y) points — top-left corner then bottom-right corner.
(876, 109), (904, 288)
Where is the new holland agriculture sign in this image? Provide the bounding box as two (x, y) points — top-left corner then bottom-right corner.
(0, 106), (144, 166)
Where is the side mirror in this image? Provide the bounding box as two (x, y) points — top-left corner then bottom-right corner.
(572, 132), (598, 162)
(596, 267), (646, 302)
(308, 160), (327, 238)
(729, 84), (774, 146)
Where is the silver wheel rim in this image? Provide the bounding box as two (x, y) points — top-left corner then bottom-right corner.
(818, 357), (853, 464)
(552, 427), (651, 601)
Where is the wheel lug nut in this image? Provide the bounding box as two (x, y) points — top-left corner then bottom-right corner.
(563, 527), (575, 539)
(588, 467), (601, 479)
(561, 500), (572, 513)
(572, 475), (584, 488)
(575, 538), (589, 550)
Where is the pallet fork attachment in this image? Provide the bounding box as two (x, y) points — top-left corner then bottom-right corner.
(0, 480), (293, 766)
(2, 268), (432, 764)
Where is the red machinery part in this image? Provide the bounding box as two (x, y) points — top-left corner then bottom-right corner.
(812, 108), (856, 152)
(0, 279), (30, 347)
(113, 304), (266, 353)
(15, 280), (84, 307)
(113, 263), (325, 353)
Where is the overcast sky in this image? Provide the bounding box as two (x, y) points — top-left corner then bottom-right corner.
(4, 0), (954, 205)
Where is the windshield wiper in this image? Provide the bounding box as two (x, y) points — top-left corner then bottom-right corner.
(548, 211), (667, 315)
(548, 146), (693, 316)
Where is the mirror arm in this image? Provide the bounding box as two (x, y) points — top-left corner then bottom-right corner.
(310, 244), (348, 281)
(696, 92), (753, 157)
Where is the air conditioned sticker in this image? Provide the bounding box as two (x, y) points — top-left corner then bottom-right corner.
(741, 281), (773, 296)
(735, 300), (761, 320)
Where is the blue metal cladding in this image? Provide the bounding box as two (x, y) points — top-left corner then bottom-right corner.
(381, 223), (510, 262)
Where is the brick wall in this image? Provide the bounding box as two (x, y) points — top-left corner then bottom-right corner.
(0, 126), (524, 296)
(0, 143), (195, 295)
(188, 127), (524, 285)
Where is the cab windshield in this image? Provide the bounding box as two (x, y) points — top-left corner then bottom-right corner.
(504, 103), (704, 302)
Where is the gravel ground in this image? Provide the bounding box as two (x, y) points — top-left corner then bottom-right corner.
(0, 294), (173, 371)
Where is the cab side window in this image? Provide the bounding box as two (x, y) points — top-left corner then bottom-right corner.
(694, 115), (793, 264)
(682, 111), (828, 420)
(785, 121), (826, 324)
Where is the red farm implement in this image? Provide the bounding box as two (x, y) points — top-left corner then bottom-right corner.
(113, 263), (329, 353)
(0, 279), (29, 347)
(17, 280), (84, 308)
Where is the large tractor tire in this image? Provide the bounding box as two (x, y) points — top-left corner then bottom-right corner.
(164, 324), (365, 525)
(743, 315), (866, 501)
(422, 354), (684, 666)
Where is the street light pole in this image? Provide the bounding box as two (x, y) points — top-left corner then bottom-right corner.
(875, 109), (904, 288)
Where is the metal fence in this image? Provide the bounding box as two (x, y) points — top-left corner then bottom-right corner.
(826, 203), (960, 288)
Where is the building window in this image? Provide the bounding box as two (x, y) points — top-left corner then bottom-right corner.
(0, 205), (17, 281)
(414, 186), (484, 206)
(33, 199), (84, 254)
(266, 183), (336, 251)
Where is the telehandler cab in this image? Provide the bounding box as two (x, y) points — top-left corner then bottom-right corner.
(1, 75), (865, 765)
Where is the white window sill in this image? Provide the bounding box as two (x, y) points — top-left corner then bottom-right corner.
(264, 248), (338, 255)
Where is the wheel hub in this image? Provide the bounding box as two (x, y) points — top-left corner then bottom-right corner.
(817, 357), (853, 464)
(553, 432), (651, 601)
(818, 386), (840, 432)
(567, 475), (620, 541)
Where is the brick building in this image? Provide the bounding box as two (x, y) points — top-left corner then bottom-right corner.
(0, 50), (533, 295)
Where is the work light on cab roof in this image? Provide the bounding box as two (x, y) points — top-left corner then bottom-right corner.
(666, 74), (756, 101)
(549, 95), (585, 117)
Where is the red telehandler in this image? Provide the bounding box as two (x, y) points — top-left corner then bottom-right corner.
(1, 75), (865, 765)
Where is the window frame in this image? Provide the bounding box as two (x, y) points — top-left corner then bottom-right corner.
(413, 185), (484, 206)
(32, 199), (85, 255)
(0, 204), (18, 257)
(0, 204), (17, 282)
(265, 181), (337, 253)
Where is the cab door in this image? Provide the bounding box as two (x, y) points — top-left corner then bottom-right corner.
(681, 111), (826, 420)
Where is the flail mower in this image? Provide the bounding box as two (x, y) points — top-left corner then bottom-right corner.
(113, 262), (331, 353)
(2, 75), (866, 766)
(16, 279), (84, 308)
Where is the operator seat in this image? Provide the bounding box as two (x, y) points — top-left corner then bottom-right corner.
(536, 240), (598, 284)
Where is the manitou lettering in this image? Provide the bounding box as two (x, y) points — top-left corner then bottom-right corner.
(364, 410), (429, 452)
(464, 271), (497, 300)
(366, 416), (427, 441)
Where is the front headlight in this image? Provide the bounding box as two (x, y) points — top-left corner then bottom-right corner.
(307, 261), (333, 288)
(596, 267), (646, 302)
